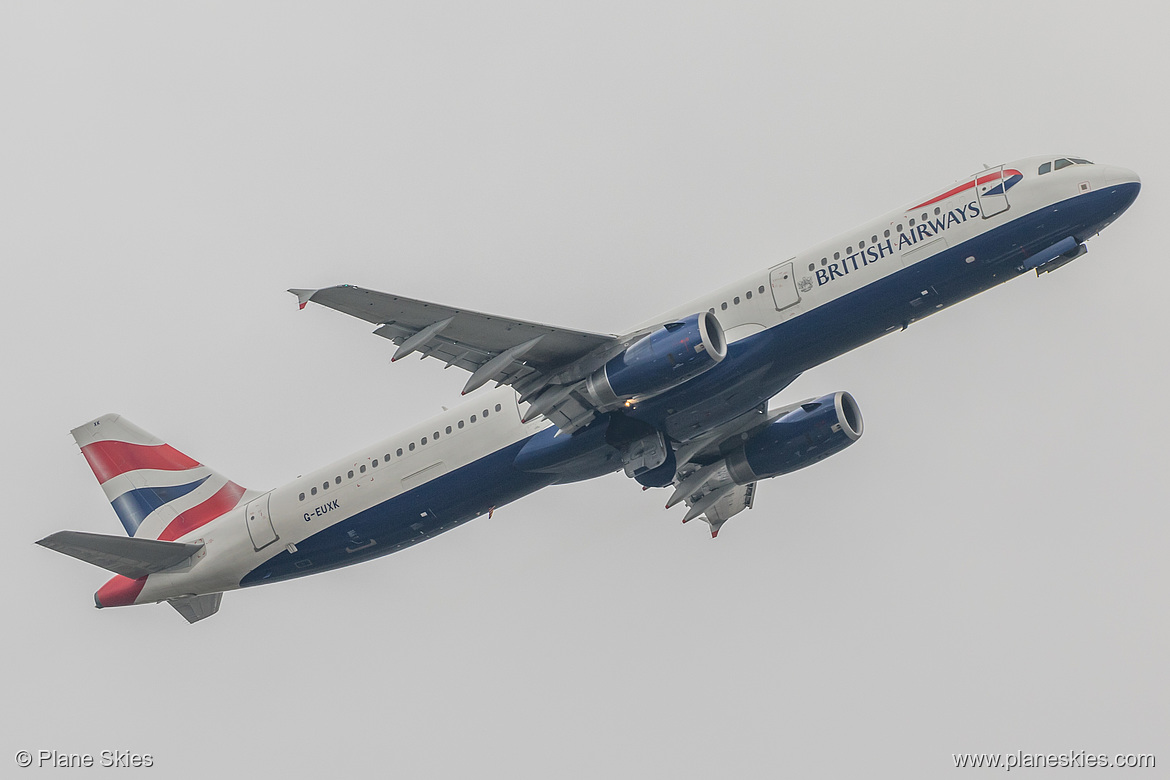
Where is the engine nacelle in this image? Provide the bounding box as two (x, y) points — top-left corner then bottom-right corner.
(583, 312), (727, 410)
(726, 391), (863, 483)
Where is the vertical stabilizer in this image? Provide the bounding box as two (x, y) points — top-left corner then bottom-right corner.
(72, 414), (256, 541)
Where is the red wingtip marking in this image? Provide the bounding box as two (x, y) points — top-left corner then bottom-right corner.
(711, 530), (719, 538)
(298, 302), (307, 310)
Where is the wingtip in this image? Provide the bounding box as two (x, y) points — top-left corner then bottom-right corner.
(288, 288), (318, 310)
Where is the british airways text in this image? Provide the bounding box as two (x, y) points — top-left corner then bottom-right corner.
(815, 200), (981, 286)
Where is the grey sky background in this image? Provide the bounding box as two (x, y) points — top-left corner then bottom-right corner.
(3, 2), (1166, 777)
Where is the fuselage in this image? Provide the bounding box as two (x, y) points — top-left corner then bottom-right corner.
(121, 155), (1142, 605)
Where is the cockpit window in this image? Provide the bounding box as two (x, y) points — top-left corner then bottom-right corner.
(1054, 158), (1074, 170)
(1038, 161), (1052, 175)
(1070, 157), (1093, 164)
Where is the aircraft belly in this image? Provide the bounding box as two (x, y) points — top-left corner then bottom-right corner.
(239, 438), (554, 586)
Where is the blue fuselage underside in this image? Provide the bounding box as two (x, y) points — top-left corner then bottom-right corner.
(240, 183), (1138, 587)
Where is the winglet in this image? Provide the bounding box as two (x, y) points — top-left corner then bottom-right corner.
(288, 288), (318, 311)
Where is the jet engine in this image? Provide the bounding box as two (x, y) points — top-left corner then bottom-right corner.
(725, 391), (862, 483)
(582, 312), (727, 411)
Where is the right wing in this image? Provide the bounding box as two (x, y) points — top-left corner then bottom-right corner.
(292, 285), (640, 432)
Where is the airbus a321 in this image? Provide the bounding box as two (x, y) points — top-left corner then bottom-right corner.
(39, 155), (1140, 622)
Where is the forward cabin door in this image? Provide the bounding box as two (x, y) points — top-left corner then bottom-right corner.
(769, 262), (800, 311)
(974, 165), (1010, 218)
(245, 494), (278, 551)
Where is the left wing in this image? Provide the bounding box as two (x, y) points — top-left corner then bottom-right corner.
(291, 285), (638, 432)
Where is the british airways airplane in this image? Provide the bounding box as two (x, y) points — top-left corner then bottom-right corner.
(39, 155), (1140, 622)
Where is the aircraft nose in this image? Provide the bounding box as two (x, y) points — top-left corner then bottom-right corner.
(1105, 165), (1140, 187)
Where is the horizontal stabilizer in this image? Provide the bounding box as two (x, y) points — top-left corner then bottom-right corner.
(169, 593), (222, 624)
(37, 531), (203, 579)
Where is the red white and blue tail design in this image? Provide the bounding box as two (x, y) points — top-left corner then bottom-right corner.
(72, 414), (256, 541)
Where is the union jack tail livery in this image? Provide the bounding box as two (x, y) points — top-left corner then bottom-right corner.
(72, 414), (255, 541)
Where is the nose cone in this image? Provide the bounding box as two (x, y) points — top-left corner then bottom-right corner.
(1105, 165), (1141, 187)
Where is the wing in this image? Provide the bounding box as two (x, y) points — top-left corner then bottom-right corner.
(657, 395), (807, 537)
(291, 285), (631, 429)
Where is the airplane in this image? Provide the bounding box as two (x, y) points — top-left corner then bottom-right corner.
(38, 155), (1140, 623)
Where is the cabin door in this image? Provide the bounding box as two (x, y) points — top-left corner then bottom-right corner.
(245, 494), (278, 551)
(769, 262), (801, 311)
(974, 165), (1010, 219)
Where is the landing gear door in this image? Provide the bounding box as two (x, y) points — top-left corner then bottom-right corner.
(245, 494), (278, 552)
(769, 262), (800, 311)
(975, 165), (1010, 219)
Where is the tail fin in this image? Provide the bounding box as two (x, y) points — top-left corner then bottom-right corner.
(72, 414), (255, 541)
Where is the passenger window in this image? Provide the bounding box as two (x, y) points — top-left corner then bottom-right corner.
(872, 234), (878, 243)
(846, 246), (852, 254)
(934, 207), (941, 215)
(471, 415), (477, 423)
(720, 302), (727, 310)
(409, 442), (416, 451)
(384, 454), (391, 461)
(396, 448), (403, 456)
(335, 476), (341, 485)
(483, 409), (489, 417)
(758, 285), (765, 294)
(745, 291), (752, 300)
(299, 492), (305, 501)
(446, 426), (452, 434)
(347, 470), (354, 479)
(311, 487), (317, 496)
(457, 421), (464, 429)
(360, 465), (366, 473)
(323, 482), (329, 490)
(897, 224), (903, 231)
(372, 459), (378, 467)
(433, 431), (440, 439)
(495, 404), (502, 412)
(1055, 158), (1073, 170)
(733, 296), (740, 305)
(884, 229), (890, 238)
(909, 219), (915, 227)
(421, 437), (427, 445)
(833, 252), (840, 260)
(808, 263), (814, 272)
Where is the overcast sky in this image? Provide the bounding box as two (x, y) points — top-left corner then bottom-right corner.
(3, 2), (1166, 777)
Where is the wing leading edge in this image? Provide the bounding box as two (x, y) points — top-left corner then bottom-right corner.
(291, 285), (631, 430)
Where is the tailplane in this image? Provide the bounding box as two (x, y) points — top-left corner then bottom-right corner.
(71, 414), (256, 541)
(36, 530), (203, 579)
